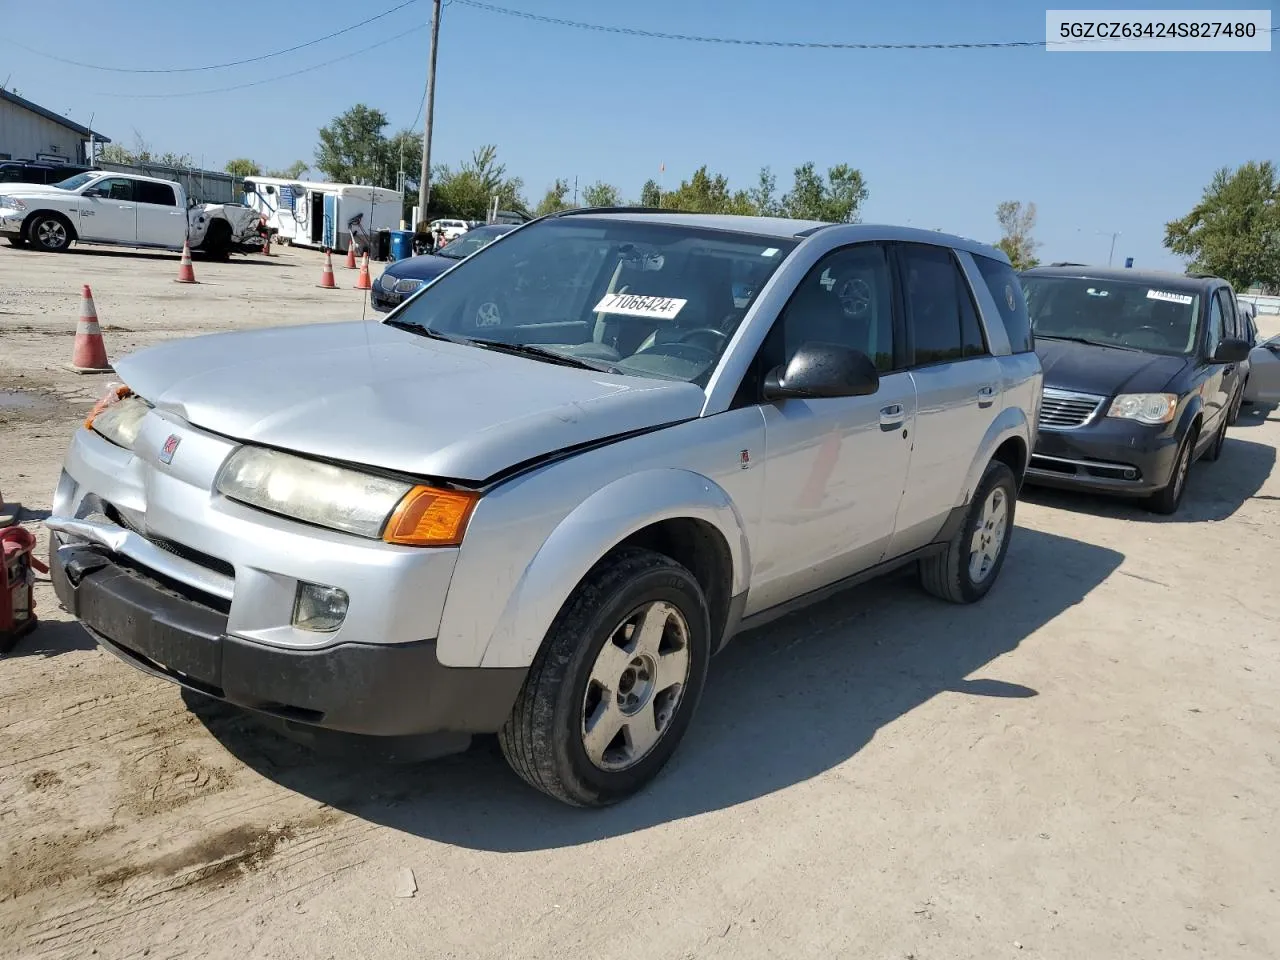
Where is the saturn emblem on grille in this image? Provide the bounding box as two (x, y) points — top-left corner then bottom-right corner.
(159, 434), (181, 464)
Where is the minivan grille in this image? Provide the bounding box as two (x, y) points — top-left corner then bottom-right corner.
(1039, 388), (1105, 430)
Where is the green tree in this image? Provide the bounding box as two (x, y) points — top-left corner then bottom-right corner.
(582, 181), (621, 208)
(749, 166), (782, 217)
(316, 104), (394, 186)
(429, 145), (527, 220)
(1165, 161), (1280, 292)
(225, 158), (262, 177)
(994, 201), (1042, 270)
(781, 162), (867, 223)
(267, 160), (310, 180)
(534, 178), (572, 216)
(638, 179), (662, 207)
(660, 166), (753, 215)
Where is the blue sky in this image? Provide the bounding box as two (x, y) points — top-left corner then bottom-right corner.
(4, 0), (1277, 269)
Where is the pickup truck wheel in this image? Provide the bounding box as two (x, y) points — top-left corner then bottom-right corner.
(201, 221), (232, 261)
(918, 460), (1017, 604)
(498, 546), (711, 807)
(28, 213), (73, 252)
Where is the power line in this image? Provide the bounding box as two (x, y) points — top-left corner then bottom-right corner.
(96, 26), (427, 99)
(4, 0), (421, 74)
(453, 0), (1278, 49)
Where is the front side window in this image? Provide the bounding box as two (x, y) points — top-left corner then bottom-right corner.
(1206, 293), (1224, 358)
(900, 243), (980, 366)
(1021, 276), (1202, 357)
(390, 217), (798, 384)
(758, 242), (896, 375)
(86, 178), (136, 202)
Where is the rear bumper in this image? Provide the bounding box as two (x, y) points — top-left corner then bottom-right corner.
(50, 542), (527, 737)
(1026, 420), (1180, 495)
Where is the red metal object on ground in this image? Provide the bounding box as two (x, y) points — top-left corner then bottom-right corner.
(1, 526), (48, 653)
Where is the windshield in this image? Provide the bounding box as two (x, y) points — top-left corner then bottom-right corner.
(1021, 275), (1202, 355)
(53, 172), (98, 191)
(390, 217), (797, 384)
(437, 225), (512, 259)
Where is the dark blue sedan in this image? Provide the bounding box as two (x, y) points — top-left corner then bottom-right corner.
(371, 223), (518, 313)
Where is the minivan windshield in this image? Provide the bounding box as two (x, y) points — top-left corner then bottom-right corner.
(53, 172), (98, 191)
(388, 217), (798, 384)
(1021, 275), (1202, 356)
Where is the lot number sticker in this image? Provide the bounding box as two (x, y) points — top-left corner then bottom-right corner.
(594, 293), (687, 320)
(1147, 289), (1194, 305)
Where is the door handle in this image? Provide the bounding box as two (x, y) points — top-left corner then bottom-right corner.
(977, 385), (997, 407)
(879, 403), (905, 428)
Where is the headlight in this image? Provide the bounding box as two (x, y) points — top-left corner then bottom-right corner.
(1107, 393), (1178, 425)
(85, 387), (151, 450)
(214, 446), (478, 546)
(0, 196), (27, 211)
(394, 278), (425, 295)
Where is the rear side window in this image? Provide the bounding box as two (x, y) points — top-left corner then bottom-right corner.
(136, 181), (177, 207)
(899, 243), (975, 365)
(974, 254), (1034, 352)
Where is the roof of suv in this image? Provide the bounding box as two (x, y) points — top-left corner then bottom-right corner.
(556, 209), (1008, 260)
(1021, 263), (1226, 293)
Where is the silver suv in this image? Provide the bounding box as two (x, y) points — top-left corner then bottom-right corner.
(47, 211), (1042, 807)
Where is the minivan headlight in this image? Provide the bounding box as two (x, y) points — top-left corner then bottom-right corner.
(1107, 393), (1178, 425)
(214, 446), (478, 546)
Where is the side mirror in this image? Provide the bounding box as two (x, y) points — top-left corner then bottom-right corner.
(762, 342), (880, 401)
(83, 186), (106, 198)
(1213, 338), (1251, 364)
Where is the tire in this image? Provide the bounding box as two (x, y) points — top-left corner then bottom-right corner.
(919, 460), (1017, 605)
(201, 221), (231, 261)
(27, 213), (73, 252)
(1147, 425), (1196, 515)
(1202, 411), (1227, 462)
(6, 236), (27, 248)
(1227, 382), (1245, 426)
(498, 546), (712, 808)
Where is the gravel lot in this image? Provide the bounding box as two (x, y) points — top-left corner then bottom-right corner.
(2, 242), (1278, 960)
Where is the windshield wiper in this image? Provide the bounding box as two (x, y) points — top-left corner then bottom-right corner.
(465, 338), (619, 372)
(1037, 334), (1138, 350)
(381, 319), (465, 343)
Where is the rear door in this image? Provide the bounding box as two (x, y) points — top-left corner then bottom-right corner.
(889, 242), (1004, 556)
(134, 180), (187, 247)
(78, 177), (138, 243)
(1202, 291), (1230, 430)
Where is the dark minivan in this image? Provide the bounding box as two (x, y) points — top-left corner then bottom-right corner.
(1020, 265), (1251, 514)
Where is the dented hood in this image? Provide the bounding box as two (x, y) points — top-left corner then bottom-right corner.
(114, 321), (706, 483)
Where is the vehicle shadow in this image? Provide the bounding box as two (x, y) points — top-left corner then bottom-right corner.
(1236, 401), (1279, 427)
(1022, 436), (1276, 523)
(5, 617), (98, 659)
(187, 526), (1122, 850)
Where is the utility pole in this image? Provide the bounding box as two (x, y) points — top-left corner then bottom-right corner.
(416, 0), (442, 228)
(573, 176), (578, 207)
(1098, 230), (1121, 266)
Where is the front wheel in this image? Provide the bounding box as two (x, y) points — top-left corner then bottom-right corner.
(27, 214), (73, 252)
(498, 547), (712, 807)
(919, 460), (1018, 604)
(1147, 426), (1196, 515)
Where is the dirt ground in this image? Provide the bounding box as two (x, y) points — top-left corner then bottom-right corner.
(1, 241), (1278, 960)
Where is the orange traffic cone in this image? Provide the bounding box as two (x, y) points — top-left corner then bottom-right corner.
(355, 252), (371, 290)
(68, 285), (112, 374)
(345, 243), (357, 270)
(175, 239), (198, 283)
(317, 249), (338, 289)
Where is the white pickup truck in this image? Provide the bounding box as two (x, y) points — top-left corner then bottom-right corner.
(0, 171), (266, 260)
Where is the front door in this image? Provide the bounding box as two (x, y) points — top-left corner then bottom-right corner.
(890, 242), (1005, 555)
(134, 179), (187, 247)
(78, 177), (137, 243)
(323, 194), (337, 249)
(747, 241), (916, 615)
(1201, 288), (1229, 435)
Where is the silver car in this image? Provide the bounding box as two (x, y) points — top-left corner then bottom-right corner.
(47, 211), (1042, 807)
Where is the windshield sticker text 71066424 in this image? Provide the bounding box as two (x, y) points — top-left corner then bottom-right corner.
(593, 293), (687, 320)
(1147, 289), (1194, 305)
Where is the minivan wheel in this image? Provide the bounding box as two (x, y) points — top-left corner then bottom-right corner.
(498, 546), (711, 807)
(1203, 412), (1228, 462)
(919, 460), (1017, 605)
(1148, 427), (1196, 515)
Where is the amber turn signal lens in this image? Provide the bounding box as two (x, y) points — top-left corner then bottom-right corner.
(84, 384), (133, 430)
(383, 486), (479, 547)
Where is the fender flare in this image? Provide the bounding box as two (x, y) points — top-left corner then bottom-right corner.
(475, 468), (750, 669)
(959, 405), (1033, 505)
(1176, 395), (1205, 446)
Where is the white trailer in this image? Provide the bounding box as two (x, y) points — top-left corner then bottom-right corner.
(241, 177), (402, 253)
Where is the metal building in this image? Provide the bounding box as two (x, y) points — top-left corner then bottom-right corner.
(0, 89), (111, 165)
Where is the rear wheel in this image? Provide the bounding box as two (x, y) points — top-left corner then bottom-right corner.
(201, 221), (231, 261)
(498, 547), (711, 807)
(1147, 426), (1196, 514)
(919, 460), (1017, 604)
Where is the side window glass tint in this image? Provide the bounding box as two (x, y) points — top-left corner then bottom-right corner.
(901, 244), (964, 365)
(958, 272), (988, 357)
(1206, 294), (1223, 357)
(1217, 290), (1238, 339)
(974, 254), (1034, 352)
(766, 243), (896, 373)
(136, 181), (176, 206)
